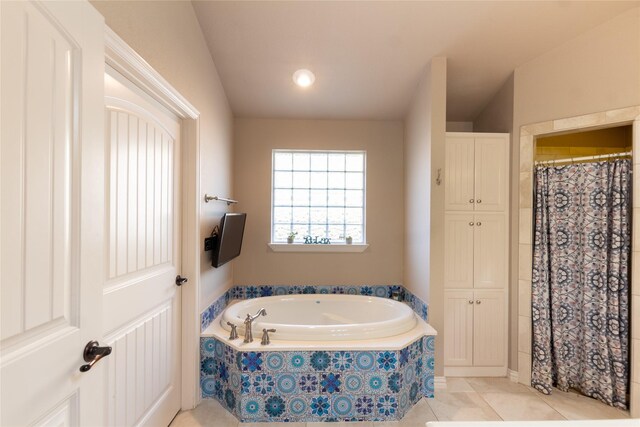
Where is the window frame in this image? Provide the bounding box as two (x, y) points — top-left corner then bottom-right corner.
(269, 149), (368, 248)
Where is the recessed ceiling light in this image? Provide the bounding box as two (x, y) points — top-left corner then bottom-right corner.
(293, 69), (315, 88)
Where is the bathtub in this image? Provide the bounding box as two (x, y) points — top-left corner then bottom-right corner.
(201, 292), (437, 422)
(221, 294), (417, 341)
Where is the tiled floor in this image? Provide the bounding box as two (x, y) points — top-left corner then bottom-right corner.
(170, 377), (630, 427)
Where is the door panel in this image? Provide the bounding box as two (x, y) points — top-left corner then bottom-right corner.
(1, 1), (105, 425)
(473, 213), (507, 289)
(444, 291), (474, 367)
(473, 290), (505, 366)
(444, 213), (475, 289)
(474, 137), (508, 211)
(103, 67), (181, 427)
(445, 137), (475, 211)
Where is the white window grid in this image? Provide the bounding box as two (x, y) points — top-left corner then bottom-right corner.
(271, 150), (366, 244)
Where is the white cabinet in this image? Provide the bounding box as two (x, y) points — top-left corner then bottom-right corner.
(444, 291), (474, 367)
(444, 213), (507, 290)
(444, 290), (506, 369)
(443, 132), (509, 377)
(445, 134), (508, 212)
(473, 291), (506, 367)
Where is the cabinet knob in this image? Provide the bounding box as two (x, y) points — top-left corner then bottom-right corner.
(476, 222), (482, 226)
(469, 199), (474, 203)
(476, 300), (481, 304)
(476, 199), (482, 204)
(469, 222), (474, 226)
(468, 300), (474, 304)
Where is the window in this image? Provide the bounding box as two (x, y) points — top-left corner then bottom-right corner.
(271, 150), (366, 244)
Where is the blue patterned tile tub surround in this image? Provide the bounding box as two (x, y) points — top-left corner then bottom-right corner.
(200, 336), (435, 422)
(200, 285), (428, 332)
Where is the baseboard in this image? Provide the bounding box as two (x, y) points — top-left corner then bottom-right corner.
(508, 369), (519, 383)
(434, 376), (447, 389)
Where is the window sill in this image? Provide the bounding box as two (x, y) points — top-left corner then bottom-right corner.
(268, 243), (369, 253)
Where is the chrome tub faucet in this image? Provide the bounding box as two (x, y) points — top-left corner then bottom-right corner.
(243, 308), (267, 343)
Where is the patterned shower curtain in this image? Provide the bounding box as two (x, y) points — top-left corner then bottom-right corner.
(531, 159), (631, 410)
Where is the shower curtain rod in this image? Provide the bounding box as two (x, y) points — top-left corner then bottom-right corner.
(535, 151), (632, 165)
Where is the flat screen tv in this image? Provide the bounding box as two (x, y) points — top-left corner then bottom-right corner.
(212, 213), (247, 268)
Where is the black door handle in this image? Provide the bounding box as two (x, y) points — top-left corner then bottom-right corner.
(79, 341), (111, 372)
(176, 275), (188, 286)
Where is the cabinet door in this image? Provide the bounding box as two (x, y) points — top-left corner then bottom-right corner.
(473, 213), (507, 289)
(444, 291), (474, 367)
(474, 136), (508, 211)
(473, 290), (506, 367)
(444, 213), (475, 289)
(445, 136), (475, 211)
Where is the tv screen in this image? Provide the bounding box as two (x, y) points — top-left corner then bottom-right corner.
(212, 213), (247, 268)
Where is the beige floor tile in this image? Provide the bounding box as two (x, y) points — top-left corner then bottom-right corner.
(427, 391), (502, 421)
(480, 392), (565, 421)
(466, 376), (532, 394)
(445, 378), (475, 393)
(170, 399), (239, 427)
(536, 388), (630, 420)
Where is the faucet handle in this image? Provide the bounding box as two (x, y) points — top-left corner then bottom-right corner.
(261, 328), (276, 346)
(226, 322), (239, 340)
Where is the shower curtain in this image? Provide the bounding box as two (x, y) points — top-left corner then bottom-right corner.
(531, 158), (631, 410)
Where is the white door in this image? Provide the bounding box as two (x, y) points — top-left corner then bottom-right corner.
(1, 1), (106, 426)
(473, 290), (506, 367)
(444, 213), (474, 289)
(444, 291), (474, 367)
(474, 137), (508, 212)
(473, 213), (507, 289)
(444, 136), (475, 211)
(103, 66), (182, 427)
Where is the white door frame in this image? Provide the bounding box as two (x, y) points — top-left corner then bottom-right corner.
(104, 27), (202, 411)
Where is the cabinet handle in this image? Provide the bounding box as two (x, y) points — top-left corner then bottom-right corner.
(476, 199), (482, 203)
(476, 300), (481, 304)
(468, 300), (474, 304)
(476, 222), (482, 226)
(469, 199), (474, 203)
(469, 222), (474, 226)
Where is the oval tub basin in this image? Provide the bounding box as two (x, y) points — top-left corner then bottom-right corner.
(221, 294), (417, 341)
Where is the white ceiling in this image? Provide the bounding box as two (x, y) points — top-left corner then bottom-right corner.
(192, 1), (638, 121)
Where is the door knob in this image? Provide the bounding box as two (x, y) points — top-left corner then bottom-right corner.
(176, 275), (188, 286)
(476, 222), (482, 226)
(476, 300), (481, 304)
(469, 199), (474, 203)
(469, 222), (474, 226)
(80, 341), (111, 372)
(476, 199), (482, 203)
(468, 300), (474, 304)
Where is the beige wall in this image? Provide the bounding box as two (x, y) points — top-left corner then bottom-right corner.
(91, 1), (235, 311)
(404, 57), (447, 376)
(475, 6), (640, 372)
(233, 118), (404, 285)
(473, 73), (516, 370)
(446, 121), (474, 132)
